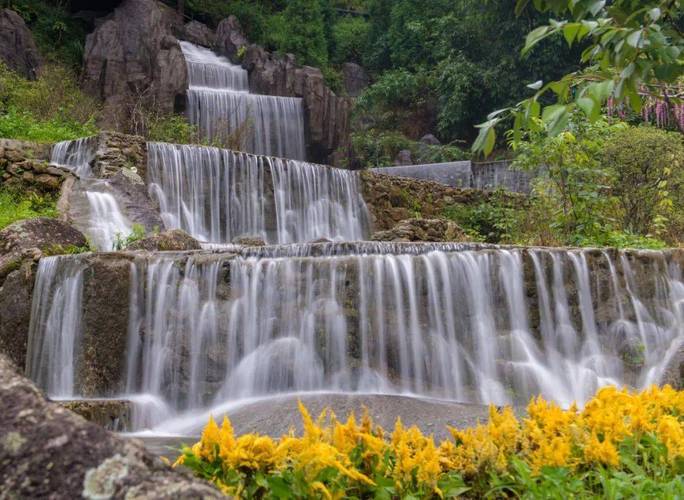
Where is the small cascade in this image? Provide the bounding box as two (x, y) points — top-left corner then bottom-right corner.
(84, 189), (133, 251)
(50, 136), (97, 178)
(25, 245), (683, 433)
(26, 256), (85, 399)
(180, 41), (307, 160)
(147, 142), (369, 244)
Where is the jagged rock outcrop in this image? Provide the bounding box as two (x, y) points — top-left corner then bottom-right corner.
(0, 354), (224, 498)
(0, 9), (42, 79)
(212, 16), (353, 165)
(0, 218), (87, 369)
(372, 218), (467, 242)
(341, 62), (369, 97)
(81, 0), (187, 131)
(127, 229), (201, 251)
(214, 15), (247, 60)
(61, 399), (133, 432)
(183, 20), (215, 48)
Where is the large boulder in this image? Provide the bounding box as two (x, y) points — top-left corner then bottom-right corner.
(0, 218), (87, 369)
(214, 15), (247, 61)
(183, 20), (215, 48)
(0, 354), (223, 498)
(0, 9), (42, 79)
(81, 0), (188, 131)
(126, 229), (201, 251)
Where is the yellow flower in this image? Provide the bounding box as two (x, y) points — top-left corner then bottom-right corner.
(584, 432), (619, 467)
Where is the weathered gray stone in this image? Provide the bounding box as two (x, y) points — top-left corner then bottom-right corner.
(231, 235), (266, 247)
(0, 262), (33, 369)
(127, 229), (201, 251)
(420, 134), (441, 145)
(0, 218), (87, 283)
(81, 0), (188, 131)
(60, 399), (133, 432)
(341, 62), (369, 97)
(214, 15), (248, 61)
(183, 20), (215, 47)
(0, 354), (224, 498)
(0, 9), (42, 79)
(394, 149), (412, 166)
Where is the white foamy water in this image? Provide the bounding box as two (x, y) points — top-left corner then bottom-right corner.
(25, 245), (684, 433)
(50, 136), (97, 178)
(147, 142), (369, 244)
(180, 41), (306, 160)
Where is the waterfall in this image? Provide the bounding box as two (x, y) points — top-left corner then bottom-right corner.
(180, 41), (307, 160)
(84, 190), (132, 251)
(147, 142), (369, 244)
(24, 244), (684, 432)
(25, 256), (85, 399)
(50, 136), (97, 178)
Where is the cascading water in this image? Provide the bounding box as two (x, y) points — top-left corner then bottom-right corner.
(26, 256), (85, 399)
(147, 141), (369, 244)
(180, 41), (307, 160)
(50, 136), (97, 178)
(25, 244), (684, 434)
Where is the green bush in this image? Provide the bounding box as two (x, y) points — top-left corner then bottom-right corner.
(331, 16), (369, 64)
(143, 113), (202, 145)
(0, 63), (99, 142)
(0, 188), (57, 229)
(3, 0), (88, 68)
(600, 126), (684, 242)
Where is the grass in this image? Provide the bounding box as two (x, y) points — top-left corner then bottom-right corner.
(0, 188), (57, 229)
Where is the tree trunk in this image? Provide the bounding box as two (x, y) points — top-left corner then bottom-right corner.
(178, 0), (184, 17)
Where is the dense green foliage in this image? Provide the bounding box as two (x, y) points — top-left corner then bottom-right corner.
(451, 118), (681, 248)
(475, 0), (684, 155)
(0, 187), (56, 229)
(0, 63), (99, 142)
(2, 0), (88, 69)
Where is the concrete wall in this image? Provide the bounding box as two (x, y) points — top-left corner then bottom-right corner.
(372, 160), (533, 193)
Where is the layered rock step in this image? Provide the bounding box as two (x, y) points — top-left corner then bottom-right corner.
(24, 243), (684, 437)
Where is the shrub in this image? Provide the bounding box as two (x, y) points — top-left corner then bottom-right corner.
(0, 63), (99, 142)
(600, 126), (684, 242)
(176, 385), (684, 498)
(331, 16), (370, 64)
(0, 188), (56, 229)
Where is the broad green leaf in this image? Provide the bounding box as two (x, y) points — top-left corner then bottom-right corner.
(523, 26), (550, 54)
(542, 104), (569, 136)
(648, 7), (661, 22)
(527, 80), (543, 90)
(576, 97), (597, 120)
(563, 23), (581, 45)
(626, 29), (644, 48)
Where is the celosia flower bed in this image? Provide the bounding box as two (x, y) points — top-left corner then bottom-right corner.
(175, 386), (684, 498)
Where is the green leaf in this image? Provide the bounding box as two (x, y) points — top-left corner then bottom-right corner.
(542, 104), (569, 136)
(523, 26), (550, 55)
(563, 23), (581, 45)
(527, 80), (543, 90)
(576, 97), (598, 120)
(648, 7), (661, 22)
(472, 123), (497, 156)
(626, 29), (644, 48)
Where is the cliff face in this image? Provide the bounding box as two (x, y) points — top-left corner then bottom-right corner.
(81, 0), (188, 131)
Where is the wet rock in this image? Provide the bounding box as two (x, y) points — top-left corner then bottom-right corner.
(183, 20), (215, 47)
(214, 15), (248, 61)
(372, 218), (467, 242)
(0, 263), (33, 368)
(662, 344), (684, 390)
(60, 399), (133, 432)
(394, 149), (413, 166)
(0, 9), (42, 79)
(79, 254), (134, 396)
(241, 44), (353, 165)
(127, 229), (201, 251)
(0, 354), (224, 498)
(82, 0), (188, 131)
(0, 218), (87, 283)
(232, 235), (266, 247)
(341, 62), (369, 97)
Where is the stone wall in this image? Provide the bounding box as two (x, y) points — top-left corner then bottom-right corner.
(0, 139), (64, 193)
(359, 170), (525, 232)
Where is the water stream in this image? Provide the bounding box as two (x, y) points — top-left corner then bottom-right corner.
(25, 245), (684, 434)
(180, 41), (307, 160)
